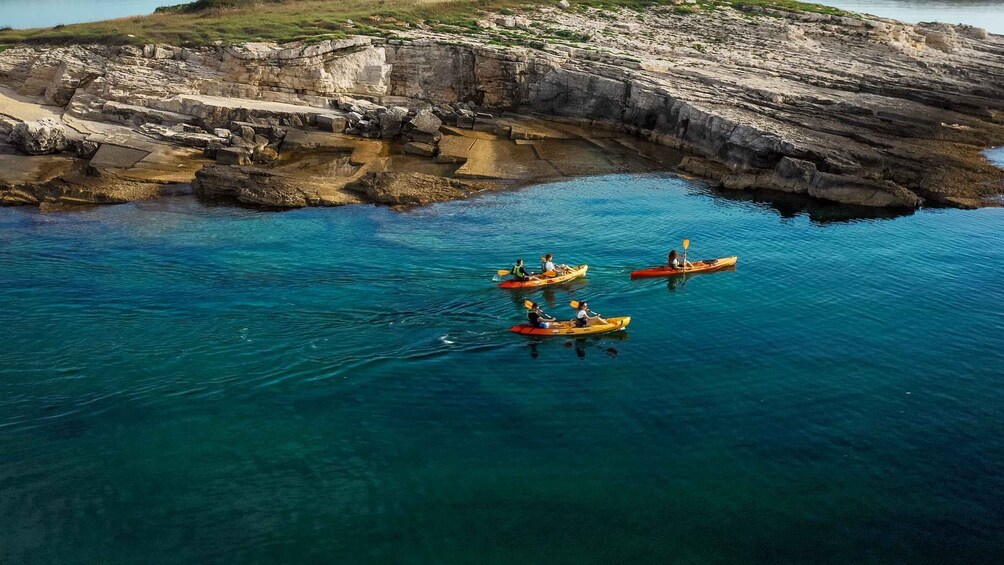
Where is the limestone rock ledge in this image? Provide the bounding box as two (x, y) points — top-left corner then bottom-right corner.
(2, 4), (1003, 209)
(0, 165), (163, 205)
(345, 171), (500, 208)
(193, 164), (362, 208)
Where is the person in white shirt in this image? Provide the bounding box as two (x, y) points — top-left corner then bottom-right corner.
(575, 301), (607, 327)
(667, 249), (681, 269)
(540, 253), (570, 276)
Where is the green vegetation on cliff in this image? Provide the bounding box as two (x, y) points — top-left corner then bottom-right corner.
(0, 0), (851, 46)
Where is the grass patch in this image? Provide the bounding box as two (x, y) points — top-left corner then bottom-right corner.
(713, 0), (852, 16)
(0, 0), (855, 46)
(547, 28), (591, 42)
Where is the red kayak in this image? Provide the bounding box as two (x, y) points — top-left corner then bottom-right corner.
(630, 256), (738, 278)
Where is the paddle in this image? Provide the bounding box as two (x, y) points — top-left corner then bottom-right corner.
(569, 300), (612, 326)
(498, 269), (556, 278)
(539, 257), (563, 279)
(525, 299), (562, 327)
(682, 238), (691, 270)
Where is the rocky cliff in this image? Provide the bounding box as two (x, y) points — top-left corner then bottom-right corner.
(1, 4), (1002, 209)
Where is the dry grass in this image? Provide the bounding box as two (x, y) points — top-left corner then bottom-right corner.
(0, 0), (851, 47)
(0, 0), (514, 45)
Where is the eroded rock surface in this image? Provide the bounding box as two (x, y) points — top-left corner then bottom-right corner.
(8, 119), (68, 155)
(1, 5), (1002, 209)
(346, 171), (499, 207)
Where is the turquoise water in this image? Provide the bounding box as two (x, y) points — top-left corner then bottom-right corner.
(2, 169), (1003, 562)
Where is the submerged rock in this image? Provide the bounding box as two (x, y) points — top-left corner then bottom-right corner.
(403, 141), (436, 157)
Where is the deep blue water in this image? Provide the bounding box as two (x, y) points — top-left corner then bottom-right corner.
(1, 169), (1003, 562)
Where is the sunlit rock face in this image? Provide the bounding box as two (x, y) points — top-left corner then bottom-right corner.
(1, 5), (1002, 209)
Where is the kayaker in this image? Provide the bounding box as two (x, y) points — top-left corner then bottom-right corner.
(541, 253), (570, 276)
(527, 302), (557, 329)
(667, 249), (682, 269)
(575, 301), (608, 327)
(510, 259), (533, 281)
(668, 249), (695, 269)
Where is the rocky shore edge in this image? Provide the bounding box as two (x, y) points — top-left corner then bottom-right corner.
(1, 3), (1003, 210)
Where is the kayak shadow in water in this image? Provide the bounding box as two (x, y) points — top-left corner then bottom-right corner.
(527, 332), (629, 359)
(664, 265), (737, 292)
(507, 280), (591, 312)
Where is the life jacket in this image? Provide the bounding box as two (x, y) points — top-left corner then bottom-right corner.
(512, 264), (527, 277)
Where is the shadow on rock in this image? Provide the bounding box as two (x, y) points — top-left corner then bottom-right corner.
(711, 186), (916, 224)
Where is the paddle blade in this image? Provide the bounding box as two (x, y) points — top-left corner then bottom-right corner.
(497, 269), (512, 276)
(524, 300), (534, 309)
(569, 300), (580, 309)
(683, 239), (690, 250)
(542, 271), (556, 278)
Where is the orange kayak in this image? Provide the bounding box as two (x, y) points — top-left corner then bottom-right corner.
(630, 256), (737, 278)
(498, 264), (588, 289)
(509, 316), (631, 336)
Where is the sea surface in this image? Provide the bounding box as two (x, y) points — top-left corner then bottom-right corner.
(2, 164), (1003, 562)
(1, 0), (1003, 33)
(821, 0), (1004, 33)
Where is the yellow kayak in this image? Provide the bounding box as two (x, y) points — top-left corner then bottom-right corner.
(498, 264), (588, 288)
(509, 316), (631, 336)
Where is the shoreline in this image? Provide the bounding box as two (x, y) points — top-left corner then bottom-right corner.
(2, 3), (1003, 210)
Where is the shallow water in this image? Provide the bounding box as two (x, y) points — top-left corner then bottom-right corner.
(2, 168), (1003, 562)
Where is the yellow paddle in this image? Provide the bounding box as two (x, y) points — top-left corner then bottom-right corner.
(526, 300), (564, 327)
(539, 257), (560, 279)
(498, 269), (556, 278)
(569, 300), (615, 327)
(682, 238), (690, 270)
